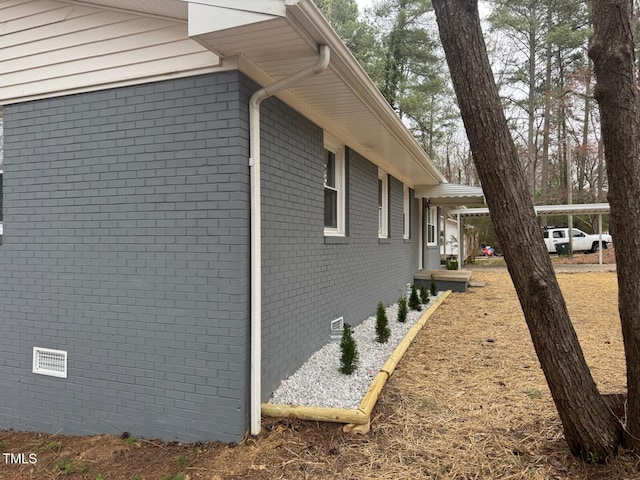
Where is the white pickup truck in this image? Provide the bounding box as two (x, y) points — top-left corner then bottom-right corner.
(542, 228), (612, 253)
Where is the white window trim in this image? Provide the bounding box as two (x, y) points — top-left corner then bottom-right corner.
(378, 169), (388, 239)
(403, 185), (410, 240)
(323, 136), (345, 237)
(427, 205), (437, 246)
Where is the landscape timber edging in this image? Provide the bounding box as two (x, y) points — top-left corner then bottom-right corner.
(261, 290), (452, 433)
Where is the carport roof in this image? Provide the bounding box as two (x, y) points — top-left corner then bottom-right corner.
(415, 183), (485, 206)
(450, 203), (611, 217)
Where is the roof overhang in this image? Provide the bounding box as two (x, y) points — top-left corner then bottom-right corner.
(450, 203), (611, 218)
(33, 0), (445, 187)
(182, 0), (445, 187)
(415, 183), (485, 206)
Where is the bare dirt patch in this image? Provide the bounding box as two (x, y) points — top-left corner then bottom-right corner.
(552, 246), (616, 265)
(474, 246), (616, 268)
(2, 270), (638, 479)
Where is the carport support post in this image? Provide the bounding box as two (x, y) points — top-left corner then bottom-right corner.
(442, 210), (447, 262)
(599, 214), (603, 265)
(457, 212), (462, 270)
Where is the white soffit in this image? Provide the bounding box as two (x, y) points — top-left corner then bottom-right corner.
(188, 0), (444, 187)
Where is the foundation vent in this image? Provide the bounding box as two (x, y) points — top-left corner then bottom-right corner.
(330, 317), (344, 342)
(33, 347), (67, 378)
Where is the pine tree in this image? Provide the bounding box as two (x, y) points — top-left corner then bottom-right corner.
(420, 284), (429, 305)
(409, 285), (421, 311)
(339, 323), (358, 375)
(376, 301), (391, 343)
(430, 275), (438, 297)
(397, 296), (408, 323)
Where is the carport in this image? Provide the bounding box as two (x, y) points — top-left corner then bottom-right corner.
(449, 203), (611, 268)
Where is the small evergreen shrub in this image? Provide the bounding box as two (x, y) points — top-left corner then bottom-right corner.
(376, 301), (391, 343)
(397, 296), (408, 323)
(420, 284), (429, 305)
(339, 324), (358, 375)
(409, 285), (421, 311)
(430, 275), (438, 297)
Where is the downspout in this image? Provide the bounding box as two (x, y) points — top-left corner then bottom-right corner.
(249, 44), (330, 436)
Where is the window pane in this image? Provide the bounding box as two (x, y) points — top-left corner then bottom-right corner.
(428, 225), (435, 243)
(378, 179), (382, 207)
(324, 189), (337, 228)
(427, 206), (437, 244)
(324, 150), (336, 188)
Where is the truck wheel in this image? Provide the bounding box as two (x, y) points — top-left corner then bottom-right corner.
(591, 242), (607, 253)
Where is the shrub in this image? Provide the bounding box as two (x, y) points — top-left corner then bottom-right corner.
(339, 324), (358, 375)
(430, 275), (438, 297)
(376, 301), (391, 343)
(419, 285), (429, 305)
(409, 285), (421, 311)
(397, 296), (408, 323)
(446, 259), (458, 270)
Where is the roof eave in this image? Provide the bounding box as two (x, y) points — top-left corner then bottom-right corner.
(288, 0), (445, 184)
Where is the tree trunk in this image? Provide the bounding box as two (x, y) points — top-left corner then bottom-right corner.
(432, 0), (623, 460)
(558, 53), (569, 199)
(578, 52), (592, 203)
(527, 6), (537, 197)
(590, 0), (640, 450)
(597, 139), (604, 202)
(541, 5), (552, 207)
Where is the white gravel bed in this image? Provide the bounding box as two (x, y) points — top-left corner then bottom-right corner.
(268, 293), (441, 410)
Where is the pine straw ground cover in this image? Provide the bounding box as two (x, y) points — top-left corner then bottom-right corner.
(2, 270), (639, 479)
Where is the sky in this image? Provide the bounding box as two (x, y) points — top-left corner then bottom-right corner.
(353, 0), (491, 20)
(354, 0), (374, 11)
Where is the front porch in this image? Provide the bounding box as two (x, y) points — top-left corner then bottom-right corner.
(415, 269), (473, 292)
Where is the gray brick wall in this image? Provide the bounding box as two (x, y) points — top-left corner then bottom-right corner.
(259, 96), (421, 396)
(0, 72), (251, 443)
(0, 69), (426, 442)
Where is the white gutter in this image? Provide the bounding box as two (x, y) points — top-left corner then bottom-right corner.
(249, 44), (330, 436)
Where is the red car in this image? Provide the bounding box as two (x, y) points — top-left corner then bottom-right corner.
(481, 245), (496, 256)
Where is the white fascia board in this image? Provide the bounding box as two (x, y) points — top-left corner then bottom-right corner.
(188, 1), (286, 37)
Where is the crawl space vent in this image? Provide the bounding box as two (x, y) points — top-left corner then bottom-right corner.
(331, 317), (344, 332)
(33, 347), (67, 378)
(330, 316), (344, 342)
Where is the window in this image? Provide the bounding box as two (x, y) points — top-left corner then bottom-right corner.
(552, 230), (565, 239)
(323, 138), (345, 236)
(403, 185), (410, 239)
(378, 169), (388, 238)
(0, 109), (3, 229)
(426, 205), (437, 246)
